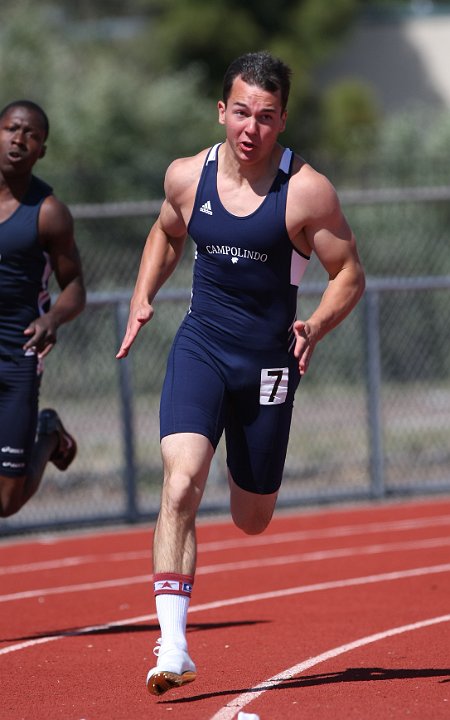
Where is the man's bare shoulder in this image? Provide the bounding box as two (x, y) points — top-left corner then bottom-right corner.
(165, 148), (210, 202)
(39, 193), (74, 241)
(289, 154), (340, 219)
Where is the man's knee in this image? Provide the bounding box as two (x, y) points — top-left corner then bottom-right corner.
(232, 508), (273, 535)
(229, 472), (278, 534)
(159, 433), (212, 520)
(230, 490), (277, 534)
(160, 472), (203, 519)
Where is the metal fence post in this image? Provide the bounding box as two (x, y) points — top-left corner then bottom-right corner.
(364, 288), (385, 498)
(115, 301), (138, 521)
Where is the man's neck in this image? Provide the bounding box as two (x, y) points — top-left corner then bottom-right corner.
(219, 142), (282, 189)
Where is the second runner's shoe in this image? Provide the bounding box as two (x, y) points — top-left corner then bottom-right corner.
(37, 408), (77, 471)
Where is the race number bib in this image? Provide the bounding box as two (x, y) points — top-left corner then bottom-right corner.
(259, 367), (289, 405)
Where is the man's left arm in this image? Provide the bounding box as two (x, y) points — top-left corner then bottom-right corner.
(293, 174), (365, 374)
(23, 196), (86, 356)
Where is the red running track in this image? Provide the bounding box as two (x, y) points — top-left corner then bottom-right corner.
(1, 498), (449, 720)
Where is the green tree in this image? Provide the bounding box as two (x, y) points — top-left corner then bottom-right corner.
(0, 1), (219, 201)
(320, 79), (379, 159)
(1, 0), (366, 200)
(145, 0), (361, 149)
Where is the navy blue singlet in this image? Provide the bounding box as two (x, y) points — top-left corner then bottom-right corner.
(187, 143), (309, 351)
(0, 175), (53, 357)
(160, 146), (311, 495)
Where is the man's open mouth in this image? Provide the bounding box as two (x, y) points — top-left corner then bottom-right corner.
(7, 150), (24, 160)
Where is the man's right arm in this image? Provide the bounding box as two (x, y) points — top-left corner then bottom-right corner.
(116, 183), (187, 359)
(116, 150), (207, 359)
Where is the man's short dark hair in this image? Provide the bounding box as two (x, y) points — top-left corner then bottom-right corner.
(222, 51), (292, 112)
(0, 100), (49, 140)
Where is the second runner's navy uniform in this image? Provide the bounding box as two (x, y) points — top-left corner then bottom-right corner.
(0, 176), (52, 476)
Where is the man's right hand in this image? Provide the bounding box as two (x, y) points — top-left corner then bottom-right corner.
(116, 300), (154, 358)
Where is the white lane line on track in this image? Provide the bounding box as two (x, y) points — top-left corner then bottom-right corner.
(0, 550), (149, 576)
(208, 613), (450, 720)
(1, 563), (450, 657)
(199, 515), (450, 552)
(2, 514), (450, 576)
(2, 536), (450, 603)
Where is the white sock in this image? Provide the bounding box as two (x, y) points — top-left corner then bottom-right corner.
(156, 593), (190, 650)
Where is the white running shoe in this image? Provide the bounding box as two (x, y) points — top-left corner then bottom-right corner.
(146, 638), (197, 696)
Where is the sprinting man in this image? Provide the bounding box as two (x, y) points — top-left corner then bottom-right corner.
(0, 100), (85, 517)
(117, 51), (365, 695)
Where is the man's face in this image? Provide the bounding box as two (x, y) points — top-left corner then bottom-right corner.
(218, 76), (287, 164)
(0, 106), (47, 178)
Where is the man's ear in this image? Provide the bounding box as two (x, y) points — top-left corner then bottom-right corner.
(217, 100), (226, 126)
(39, 144), (47, 159)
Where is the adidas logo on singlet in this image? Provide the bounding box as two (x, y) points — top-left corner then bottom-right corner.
(199, 200), (213, 215)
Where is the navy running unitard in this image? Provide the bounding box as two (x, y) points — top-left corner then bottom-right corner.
(160, 145), (310, 494)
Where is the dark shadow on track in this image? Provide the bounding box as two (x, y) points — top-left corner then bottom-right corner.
(159, 667), (450, 704)
(3, 619), (268, 643)
(292, 667), (450, 685)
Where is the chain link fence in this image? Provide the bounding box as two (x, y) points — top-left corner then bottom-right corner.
(2, 187), (450, 535)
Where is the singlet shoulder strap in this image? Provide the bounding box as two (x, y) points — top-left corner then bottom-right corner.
(206, 143), (222, 164)
(279, 147), (293, 175)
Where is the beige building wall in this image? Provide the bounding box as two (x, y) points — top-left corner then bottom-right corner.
(316, 12), (450, 114)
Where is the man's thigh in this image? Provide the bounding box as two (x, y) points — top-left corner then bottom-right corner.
(0, 355), (40, 477)
(160, 329), (227, 448)
(225, 354), (301, 495)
